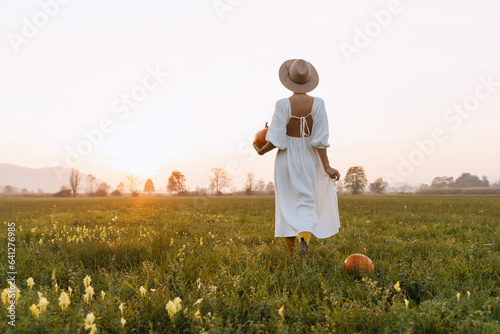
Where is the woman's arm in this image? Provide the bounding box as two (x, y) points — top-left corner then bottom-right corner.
(254, 141), (276, 155)
(316, 148), (340, 180)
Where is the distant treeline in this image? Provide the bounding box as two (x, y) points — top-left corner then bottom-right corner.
(417, 187), (500, 195)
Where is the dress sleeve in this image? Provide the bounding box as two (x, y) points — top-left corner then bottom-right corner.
(311, 98), (330, 149)
(265, 100), (287, 150)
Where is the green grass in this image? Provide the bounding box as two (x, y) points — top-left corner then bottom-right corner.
(1, 196), (499, 333)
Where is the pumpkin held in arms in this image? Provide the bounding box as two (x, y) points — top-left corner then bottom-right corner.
(253, 122), (269, 149)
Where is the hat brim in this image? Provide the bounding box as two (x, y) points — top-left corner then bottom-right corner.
(279, 59), (319, 93)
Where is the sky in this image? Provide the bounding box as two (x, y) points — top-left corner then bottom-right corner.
(1, 0), (500, 191)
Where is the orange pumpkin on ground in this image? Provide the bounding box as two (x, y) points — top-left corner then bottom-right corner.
(254, 122), (269, 149)
(343, 254), (375, 275)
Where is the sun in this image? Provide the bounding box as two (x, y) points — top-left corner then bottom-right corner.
(101, 151), (167, 179)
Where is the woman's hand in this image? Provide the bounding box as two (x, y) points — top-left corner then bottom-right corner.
(324, 167), (340, 180)
(253, 144), (265, 155)
(254, 142), (276, 155)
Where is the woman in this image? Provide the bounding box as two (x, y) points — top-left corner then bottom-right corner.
(254, 59), (341, 255)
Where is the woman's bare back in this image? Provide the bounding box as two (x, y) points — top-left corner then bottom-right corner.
(286, 94), (315, 137)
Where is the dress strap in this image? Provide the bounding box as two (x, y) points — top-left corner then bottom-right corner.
(290, 113), (311, 137)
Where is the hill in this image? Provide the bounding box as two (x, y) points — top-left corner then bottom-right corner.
(0, 163), (104, 193)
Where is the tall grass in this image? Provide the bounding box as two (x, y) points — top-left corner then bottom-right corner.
(0, 196), (499, 333)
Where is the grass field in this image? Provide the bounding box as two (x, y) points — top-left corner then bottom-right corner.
(1, 195), (499, 333)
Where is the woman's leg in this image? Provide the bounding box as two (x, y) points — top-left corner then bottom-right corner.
(284, 237), (296, 254)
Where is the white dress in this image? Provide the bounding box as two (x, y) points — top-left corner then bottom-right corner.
(266, 97), (341, 238)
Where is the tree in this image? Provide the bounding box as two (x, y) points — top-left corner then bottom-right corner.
(37, 188), (44, 195)
(265, 181), (275, 195)
(69, 168), (81, 197)
(452, 173), (483, 188)
(344, 166), (368, 195)
(167, 171), (187, 195)
(482, 176), (489, 187)
(111, 182), (125, 196)
(398, 184), (416, 193)
(245, 172), (255, 195)
(255, 179), (265, 193)
(3, 185), (15, 194)
(126, 173), (140, 196)
(209, 168), (232, 195)
(95, 183), (111, 197)
(193, 186), (208, 196)
(431, 176), (453, 188)
(418, 183), (430, 191)
(87, 174), (97, 196)
(369, 177), (388, 194)
(54, 186), (72, 197)
(144, 179), (155, 195)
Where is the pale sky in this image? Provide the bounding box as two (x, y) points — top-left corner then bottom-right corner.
(1, 0), (500, 191)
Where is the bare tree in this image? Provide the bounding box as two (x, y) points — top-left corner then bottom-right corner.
(167, 171), (187, 195)
(209, 168), (232, 195)
(116, 182), (125, 193)
(86, 174), (97, 196)
(245, 172), (255, 195)
(144, 179), (155, 195)
(126, 173), (140, 196)
(69, 168), (81, 197)
(255, 179), (265, 193)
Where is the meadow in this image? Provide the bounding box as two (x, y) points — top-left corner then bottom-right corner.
(0, 195), (499, 333)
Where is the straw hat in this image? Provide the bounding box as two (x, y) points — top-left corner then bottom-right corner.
(279, 59), (319, 93)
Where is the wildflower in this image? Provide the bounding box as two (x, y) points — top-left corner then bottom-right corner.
(58, 291), (70, 311)
(139, 286), (147, 297)
(1, 289), (9, 304)
(51, 270), (57, 281)
(84, 286), (94, 304)
(467, 291), (471, 298)
(194, 298), (203, 306)
(54, 283), (59, 293)
(394, 282), (401, 292)
(166, 297), (182, 320)
(121, 317), (126, 328)
(194, 309), (201, 320)
(68, 286), (73, 296)
(30, 304), (40, 318)
(38, 296), (49, 312)
(278, 305), (285, 321)
(84, 312), (95, 330)
(27, 277), (35, 291)
(83, 275), (91, 288)
(101, 291), (106, 299)
(457, 293), (460, 301)
(404, 298), (409, 309)
(119, 302), (125, 316)
(150, 289), (156, 292)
